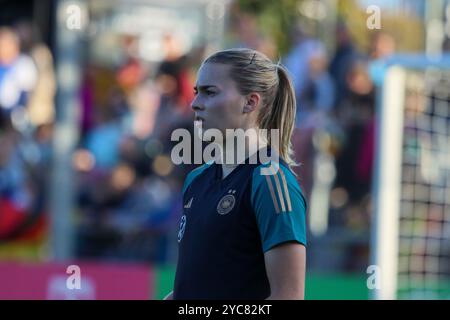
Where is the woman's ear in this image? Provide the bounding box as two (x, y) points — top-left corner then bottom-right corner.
(243, 92), (261, 113)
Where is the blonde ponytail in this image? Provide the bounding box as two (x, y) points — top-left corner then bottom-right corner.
(257, 64), (297, 167)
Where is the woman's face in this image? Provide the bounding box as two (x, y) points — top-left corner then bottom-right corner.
(191, 62), (248, 138)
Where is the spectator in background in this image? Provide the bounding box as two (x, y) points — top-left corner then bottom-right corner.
(0, 110), (44, 240)
(329, 21), (360, 109)
(286, 29), (335, 200)
(297, 43), (335, 125)
(332, 32), (397, 231)
(369, 31), (396, 60)
(368, 31), (397, 85)
(84, 88), (130, 170)
(116, 35), (147, 95)
(14, 21), (55, 128)
(228, 11), (261, 50)
(332, 30), (395, 192)
(227, 11), (277, 60)
(283, 23), (327, 106)
(0, 25), (48, 243)
(333, 59), (375, 206)
(0, 27), (37, 116)
(154, 32), (195, 135)
(127, 80), (161, 140)
(0, 114), (26, 238)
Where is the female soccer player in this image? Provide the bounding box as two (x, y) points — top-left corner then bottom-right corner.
(165, 48), (307, 300)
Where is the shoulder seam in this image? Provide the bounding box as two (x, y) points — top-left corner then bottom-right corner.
(182, 162), (212, 195)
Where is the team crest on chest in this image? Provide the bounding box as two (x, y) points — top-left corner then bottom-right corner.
(217, 189), (236, 215)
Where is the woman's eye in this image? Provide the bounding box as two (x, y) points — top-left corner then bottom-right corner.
(206, 91), (215, 96)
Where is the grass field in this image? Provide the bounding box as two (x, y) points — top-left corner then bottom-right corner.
(155, 265), (369, 300)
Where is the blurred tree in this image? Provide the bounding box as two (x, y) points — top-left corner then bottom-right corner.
(236, 0), (306, 54)
(337, 0), (424, 53)
(234, 0), (425, 56)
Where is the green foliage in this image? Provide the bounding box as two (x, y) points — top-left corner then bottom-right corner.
(237, 0), (305, 54)
(337, 0), (424, 52)
(235, 0), (425, 56)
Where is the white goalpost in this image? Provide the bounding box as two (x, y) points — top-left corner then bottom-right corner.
(371, 54), (450, 300)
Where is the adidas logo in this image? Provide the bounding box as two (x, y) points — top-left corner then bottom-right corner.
(184, 197), (193, 209)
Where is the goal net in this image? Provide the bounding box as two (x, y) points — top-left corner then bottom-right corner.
(371, 54), (450, 300)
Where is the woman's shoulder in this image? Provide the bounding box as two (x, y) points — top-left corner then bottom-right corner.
(182, 161), (214, 194)
(251, 160), (304, 198)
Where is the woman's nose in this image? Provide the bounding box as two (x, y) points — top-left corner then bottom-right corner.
(191, 97), (204, 112)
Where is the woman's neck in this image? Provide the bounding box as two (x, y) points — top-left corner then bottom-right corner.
(218, 128), (268, 179)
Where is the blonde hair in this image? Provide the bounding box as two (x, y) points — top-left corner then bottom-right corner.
(203, 48), (297, 167)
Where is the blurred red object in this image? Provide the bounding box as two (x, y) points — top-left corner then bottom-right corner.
(0, 198), (26, 238)
(0, 198), (47, 241)
(116, 58), (144, 92)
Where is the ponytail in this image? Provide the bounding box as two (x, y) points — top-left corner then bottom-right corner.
(257, 64), (297, 167)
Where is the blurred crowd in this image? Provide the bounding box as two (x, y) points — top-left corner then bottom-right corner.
(74, 34), (200, 263)
(0, 10), (403, 271)
(0, 23), (53, 246)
